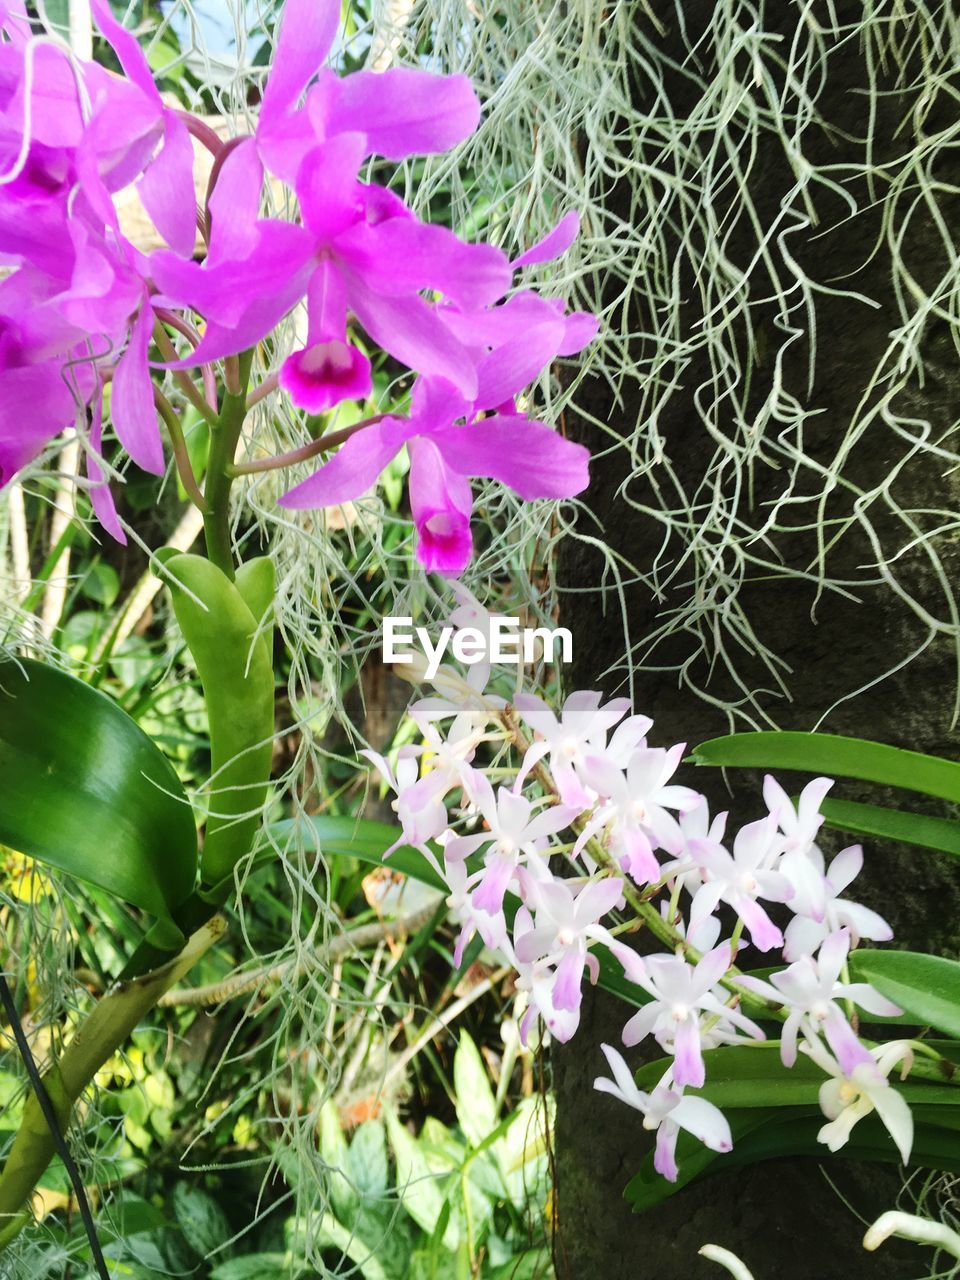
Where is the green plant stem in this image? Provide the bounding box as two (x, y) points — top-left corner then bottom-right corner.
(0, 918), (224, 1249)
(202, 349), (253, 579)
(152, 327), (219, 429)
(153, 388), (208, 514)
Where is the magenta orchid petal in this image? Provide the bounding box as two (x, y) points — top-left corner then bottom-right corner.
(513, 211), (580, 267)
(0, 360), (75, 485)
(408, 436), (474, 574)
(150, 220), (315, 330)
(305, 257), (348, 342)
(86, 390), (126, 545)
(556, 310), (600, 354)
(323, 67), (481, 160)
(431, 416), (590, 500)
(91, 0), (162, 105)
(296, 136), (365, 240)
(137, 112), (196, 257)
(259, 0), (340, 131)
(111, 303), (163, 475)
(206, 137), (264, 265)
(472, 319), (566, 409)
(337, 216), (511, 309)
(345, 270), (478, 395)
(279, 418), (415, 509)
(279, 341), (372, 413)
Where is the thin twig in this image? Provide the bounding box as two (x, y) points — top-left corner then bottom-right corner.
(153, 322), (219, 429)
(159, 898), (442, 1007)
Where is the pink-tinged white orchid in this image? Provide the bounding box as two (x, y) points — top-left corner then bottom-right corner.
(611, 943), (763, 1086)
(445, 776), (577, 915)
(512, 865), (623, 1042)
(361, 748), (450, 852)
(362, 595), (932, 1187)
(575, 745), (701, 884)
(442, 853), (511, 968)
(513, 690), (647, 807)
(739, 929), (899, 1072)
(688, 815), (793, 952)
(782, 843), (893, 962)
(802, 1036), (915, 1163)
(593, 1044), (732, 1182)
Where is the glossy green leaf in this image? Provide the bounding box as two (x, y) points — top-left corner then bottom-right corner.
(625, 1109), (960, 1213)
(0, 658), (197, 920)
(817, 796), (960, 859)
(625, 1108), (792, 1211)
(691, 731), (960, 803)
(634, 1044), (960, 1107)
(848, 950), (960, 1039)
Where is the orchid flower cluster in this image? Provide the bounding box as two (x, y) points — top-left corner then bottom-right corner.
(0, 0), (593, 570)
(367, 588), (918, 1183)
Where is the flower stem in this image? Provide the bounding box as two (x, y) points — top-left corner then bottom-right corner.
(152, 321), (219, 429)
(153, 387), (208, 514)
(202, 349), (253, 578)
(228, 414), (387, 477)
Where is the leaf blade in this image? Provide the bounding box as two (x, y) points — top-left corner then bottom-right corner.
(0, 658), (197, 920)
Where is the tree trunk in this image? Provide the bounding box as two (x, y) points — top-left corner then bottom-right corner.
(555, 3), (960, 1276)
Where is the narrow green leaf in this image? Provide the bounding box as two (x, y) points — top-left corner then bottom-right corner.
(817, 796), (960, 859)
(633, 1043), (960, 1107)
(848, 950), (960, 1039)
(625, 1110), (960, 1213)
(691, 731), (960, 804)
(0, 658), (197, 920)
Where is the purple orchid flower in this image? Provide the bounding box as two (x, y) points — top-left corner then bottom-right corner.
(277, 290), (595, 572)
(0, 0), (596, 572)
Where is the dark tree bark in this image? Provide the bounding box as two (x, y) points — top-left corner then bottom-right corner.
(554, 3), (960, 1276)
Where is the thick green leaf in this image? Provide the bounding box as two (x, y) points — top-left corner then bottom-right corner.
(634, 1044), (960, 1107)
(692, 731), (960, 803)
(0, 658), (197, 920)
(276, 815), (447, 892)
(818, 797), (960, 859)
(849, 950), (960, 1039)
(625, 1109), (960, 1212)
(385, 1108), (459, 1251)
(625, 1108), (791, 1211)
